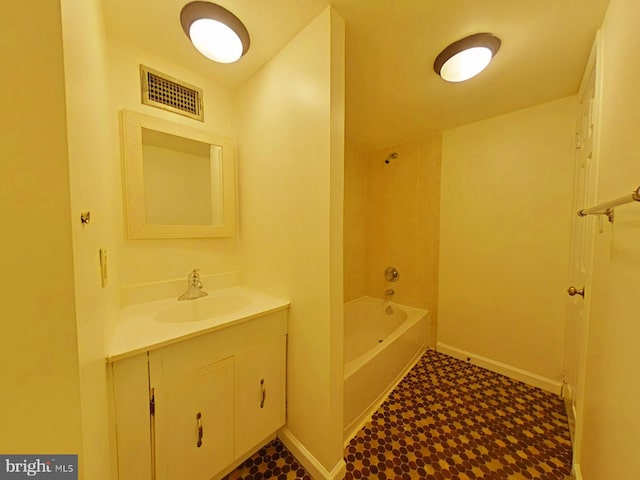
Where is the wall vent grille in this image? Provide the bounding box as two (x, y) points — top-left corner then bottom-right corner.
(140, 66), (204, 121)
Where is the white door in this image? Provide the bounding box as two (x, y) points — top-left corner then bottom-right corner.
(564, 36), (601, 467)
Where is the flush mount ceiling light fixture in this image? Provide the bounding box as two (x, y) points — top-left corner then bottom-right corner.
(433, 33), (501, 83)
(180, 1), (250, 64)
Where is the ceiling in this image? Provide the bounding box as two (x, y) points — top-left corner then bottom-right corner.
(102, 0), (610, 151)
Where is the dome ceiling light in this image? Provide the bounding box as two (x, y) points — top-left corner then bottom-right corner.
(180, 1), (250, 64)
(433, 33), (501, 83)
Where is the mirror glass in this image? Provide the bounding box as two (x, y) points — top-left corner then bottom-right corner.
(121, 110), (237, 238)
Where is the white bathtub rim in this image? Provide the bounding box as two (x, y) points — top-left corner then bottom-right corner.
(344, 316), (417, 379)
(344, 296), (428, 379)
(344, 295), (426, 315)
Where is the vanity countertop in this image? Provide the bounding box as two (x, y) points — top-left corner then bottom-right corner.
(107, 286), (289, 362)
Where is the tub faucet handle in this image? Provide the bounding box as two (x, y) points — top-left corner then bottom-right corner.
(385, 288), (395, 296)
(384, 267), (399, 282)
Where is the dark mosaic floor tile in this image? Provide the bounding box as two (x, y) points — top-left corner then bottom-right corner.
(223, 439), (312, 480)
(225, 350), (573, 480)
(346, 350), (572, 480)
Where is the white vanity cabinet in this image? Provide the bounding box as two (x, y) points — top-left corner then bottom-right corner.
(110, 308), (287, 480)
(153, 357), (234, 480)
(234, 335), (287, 456)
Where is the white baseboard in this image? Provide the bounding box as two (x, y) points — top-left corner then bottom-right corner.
(213, 433), (277, 480)
(278, 427), (346, 480)
(437, 343), (563, 395)
(562, 384), (577, 446)
(573, 463), (583, 480)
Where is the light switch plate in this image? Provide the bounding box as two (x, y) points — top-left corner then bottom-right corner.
(99, 249), (108, 287)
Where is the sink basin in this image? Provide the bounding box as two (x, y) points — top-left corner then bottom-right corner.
(108, 285), (290, 361)
(156, 295), (252, 323)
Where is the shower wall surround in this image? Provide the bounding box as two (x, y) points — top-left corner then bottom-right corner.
(344, 135), (441, 345)
(367, 136), (442, 341)
(344, 146), (368, 302)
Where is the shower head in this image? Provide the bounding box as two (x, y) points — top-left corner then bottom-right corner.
(384, 152), (398, 164)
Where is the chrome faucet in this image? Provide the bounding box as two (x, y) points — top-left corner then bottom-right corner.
(384, 289), (394, 315)
(178, 268), (208, 301)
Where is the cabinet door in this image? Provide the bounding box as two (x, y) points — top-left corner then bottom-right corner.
(234, 335), (286, 457)
(154, 356), (234, 480)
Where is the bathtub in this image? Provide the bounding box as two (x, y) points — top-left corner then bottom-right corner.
(343, 296), (429, 440)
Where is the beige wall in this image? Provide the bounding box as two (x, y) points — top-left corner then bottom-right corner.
(365, 136), (441, 318)
(579, 0), (640, 476)
(60, 0), (122, 478)
(439, 97), (575, 385)
(344, 144), (368, 302)
(106, 39), (242, 288)
(61, 4), (244, 476)
(53, 4), (346, 477)
(0, 0), (83, 457)
(237, 7), (345, 475)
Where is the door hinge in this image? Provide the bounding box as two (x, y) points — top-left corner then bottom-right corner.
(150, 390), (155, 416)
(575, 132), (582, 149)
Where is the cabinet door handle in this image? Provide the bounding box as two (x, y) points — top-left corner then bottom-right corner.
(196, 412), (203, 447)
(260, 378), (266, 408)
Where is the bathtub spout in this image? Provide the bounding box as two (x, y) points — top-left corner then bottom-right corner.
(384, 289), (394, 314)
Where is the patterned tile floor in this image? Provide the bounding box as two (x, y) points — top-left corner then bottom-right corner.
(224, 350), (573, 480)
(223, 439), (311, 480)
